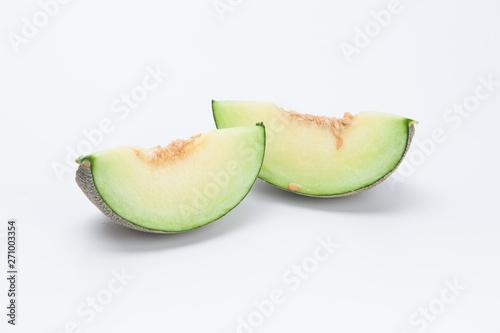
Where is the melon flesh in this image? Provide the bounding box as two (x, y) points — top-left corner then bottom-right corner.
(212, 101), (416, 196)
(76, 126), (265, 232)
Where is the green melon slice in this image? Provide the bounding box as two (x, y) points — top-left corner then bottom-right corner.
(76, 126), (265, 233)
(212, 101), (417, 197)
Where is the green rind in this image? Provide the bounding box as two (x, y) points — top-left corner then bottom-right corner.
(212, 100), (417, 197)
(76, 125), (266, 233)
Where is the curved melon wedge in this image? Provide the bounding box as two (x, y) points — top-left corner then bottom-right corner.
(213, 101), (417, 197)
(76, 126), (265, 233)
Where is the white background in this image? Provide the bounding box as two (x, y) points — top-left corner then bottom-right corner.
(1, 0), (500, 332)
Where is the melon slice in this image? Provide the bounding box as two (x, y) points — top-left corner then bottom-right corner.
(212, 101), (417, 197)
(76, 126), (265, 233)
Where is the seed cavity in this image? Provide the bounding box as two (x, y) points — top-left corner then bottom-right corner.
(288, 183), (301, 191)
(280, 108), (355, 150)
(134, 133), (203, 163)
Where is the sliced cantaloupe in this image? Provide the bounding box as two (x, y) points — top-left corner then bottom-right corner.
(212, 101), (417, 197)
(76, 126), (265, 233)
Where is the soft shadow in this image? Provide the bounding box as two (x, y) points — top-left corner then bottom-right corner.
(85, 198), (259, 252)
(251, 179), (428, 214)
(85, 180), (428, 250)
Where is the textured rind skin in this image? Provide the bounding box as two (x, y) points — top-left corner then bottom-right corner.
(268, 121), (417, 197)
(76, 163), (175, 234)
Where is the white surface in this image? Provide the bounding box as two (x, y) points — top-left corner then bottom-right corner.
(1, 0), (499, 332)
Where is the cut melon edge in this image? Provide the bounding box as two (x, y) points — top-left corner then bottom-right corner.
(259, 120), (417, 197)
(76, 125), (267, 233)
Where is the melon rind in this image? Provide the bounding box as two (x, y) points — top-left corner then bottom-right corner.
(76, 162), (166, 233)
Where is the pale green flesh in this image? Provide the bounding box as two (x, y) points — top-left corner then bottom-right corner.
(213, 101), (413, 196)
(79, 126), (265, 232)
